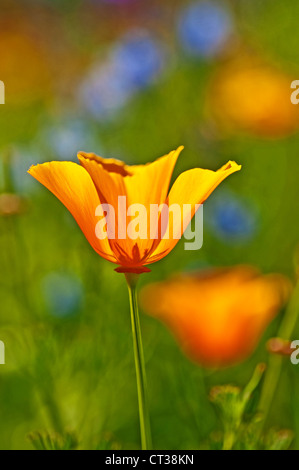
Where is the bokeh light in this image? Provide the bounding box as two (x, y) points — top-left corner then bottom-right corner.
(177, 1), (233, 58)
(79, 30), (167, 120)
(208, 60), (299, 137)
(41, 272), (84, 318)
(206, 190), (258, 243)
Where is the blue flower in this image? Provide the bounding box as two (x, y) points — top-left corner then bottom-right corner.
(79, 30), (167, 120)
(93, 0), (136, 4)
(207, 191), (257, 242)
(42, 272), (84, 318)
(10, 147), (41, 194)
(79, 60), (133, 120)
(177, 1), (233, 58)
(111, 30), (166, 90)
(42, 119), (99, 161)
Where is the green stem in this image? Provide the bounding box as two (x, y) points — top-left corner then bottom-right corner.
(125, 274), (152, 450)
(41, 387), (65, 435)
(258, 281), (299, 429)
(222, 431), (235, 451)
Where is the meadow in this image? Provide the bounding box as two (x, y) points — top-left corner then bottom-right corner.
(0, 0), (299, 450)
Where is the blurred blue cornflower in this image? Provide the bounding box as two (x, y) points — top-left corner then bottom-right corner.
(177, 1), (233, 58)
(111, 31), (166, 89)
(79, 30), (167, 120)
(11, 119), (100, 194)
(11, 147), (42, 195)
(42, 272), (84, 318)
(94, 0), (136, 4)
(207, 190), (258, 243)
(41, 118), (99, 161)
(79, 60), (133, 120)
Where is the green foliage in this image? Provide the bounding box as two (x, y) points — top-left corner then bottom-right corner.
(209, 364), (293, 450)
(0, 0), (299, 450)
(28, 431), (78, 451)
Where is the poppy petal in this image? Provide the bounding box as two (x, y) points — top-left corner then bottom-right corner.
(148, 160), (241, 262)
(28, 161), (116, 262)
(78, 147), (184, 266)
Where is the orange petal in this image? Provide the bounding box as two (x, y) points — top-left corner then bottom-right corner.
(147, 161), (241, 263)
(78, 147), (184, 266)
(28, 161), (116, 263)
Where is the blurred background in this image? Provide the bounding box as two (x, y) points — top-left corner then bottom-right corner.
(1, 0), (299, 450)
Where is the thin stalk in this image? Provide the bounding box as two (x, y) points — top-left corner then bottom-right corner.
(125, 274), (152, 450)
(258, 281), (299, 429)
(222, 432), (235, 451)
(41, 387), (65, 435)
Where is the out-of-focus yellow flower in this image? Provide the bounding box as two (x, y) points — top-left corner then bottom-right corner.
(208, 60), (299, 138)
(0, 28), (52, 104)
(28, 147), (240, 273)
(140, 266), (292, 367)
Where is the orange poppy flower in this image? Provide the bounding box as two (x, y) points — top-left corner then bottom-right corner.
(208, 60), (299, 138)
(28, 147), (240, 273)
(140, 266), (292, 367)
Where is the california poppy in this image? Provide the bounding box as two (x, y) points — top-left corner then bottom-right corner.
(140, 266), (291, 368)
(28, 146), (240, 273)
(28, 147), (240, 450)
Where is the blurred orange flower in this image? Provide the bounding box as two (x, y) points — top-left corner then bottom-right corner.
(0, 29), (52, 104)
(28, 147), (240, 273)
(208, 60), (299, 138)
(140, 266), (291, 367)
